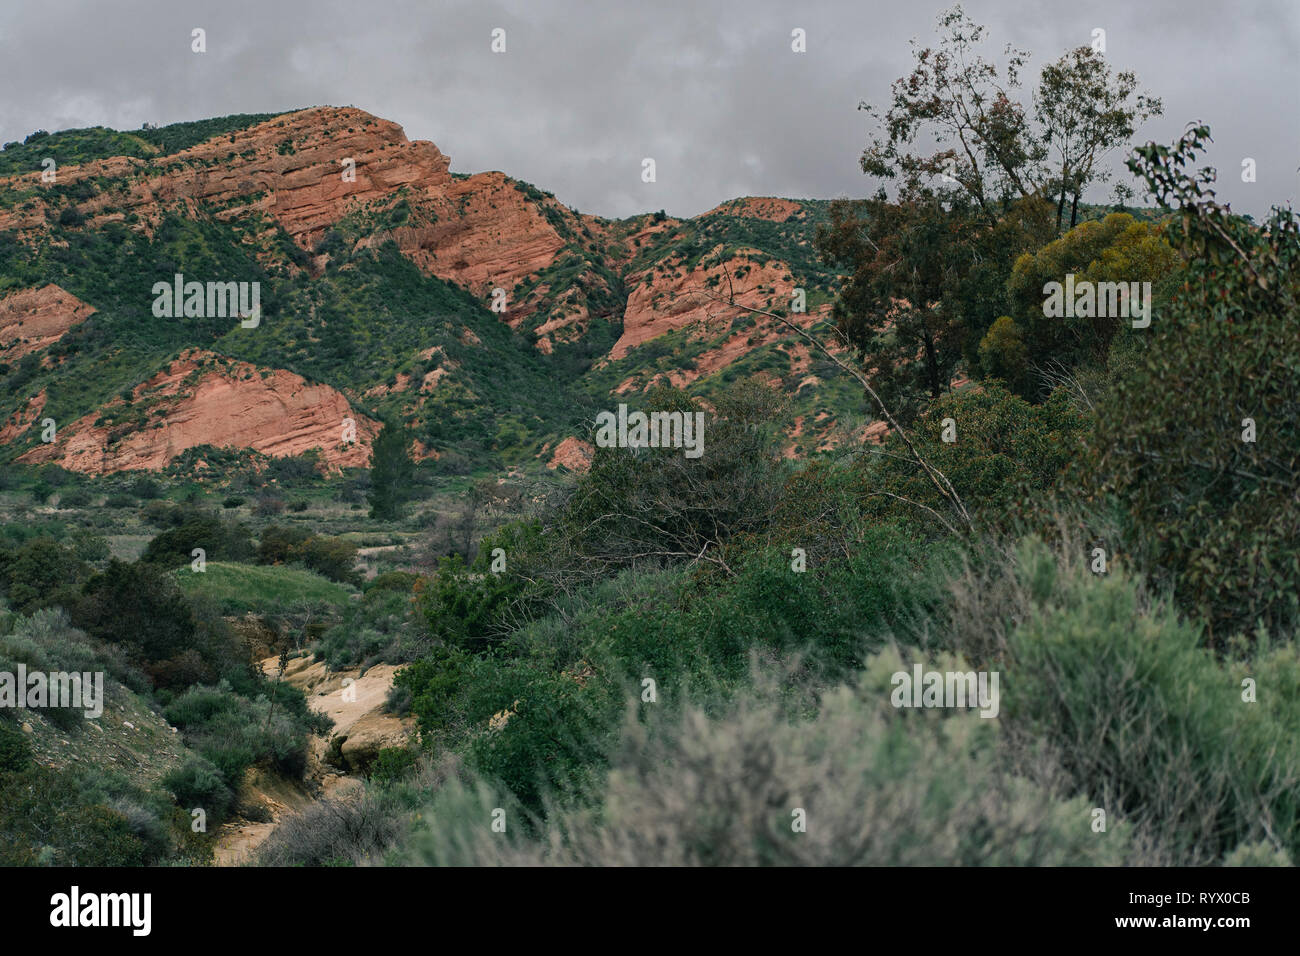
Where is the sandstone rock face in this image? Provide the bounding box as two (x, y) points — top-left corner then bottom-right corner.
(262, 657), (411, 773)
(610, 251), (831, 366)
(0, 108), (576, 326)
(378, 170), (568, 301)
(338, 710), (409, 772)
(15, 349), (379, 473)
(0, 107), (454, 251)
(547, 436), (594, 472)
(0, 284), (96, 361)
(0, 107), (601, 353)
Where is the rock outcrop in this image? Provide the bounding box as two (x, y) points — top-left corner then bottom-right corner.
(261, 655), (411, 774)
(547, 436), (594, 472)
(0, 284), (96, 361)
(610, 250), (831, 366)
(16, 349), (379, 473)
(702, 196), (804, 222)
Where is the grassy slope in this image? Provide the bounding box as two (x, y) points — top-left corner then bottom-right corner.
(172, 562), (356, 615)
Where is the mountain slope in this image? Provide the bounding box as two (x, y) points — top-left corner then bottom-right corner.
(0, 106), (861, 475)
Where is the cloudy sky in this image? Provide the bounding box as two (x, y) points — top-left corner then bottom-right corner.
(2, 0), (1295, 220)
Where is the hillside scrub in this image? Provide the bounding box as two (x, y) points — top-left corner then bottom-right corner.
(0, 610), (203, 864)
(296, 532), (1298, 868)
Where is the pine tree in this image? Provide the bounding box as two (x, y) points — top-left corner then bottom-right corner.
(368, 419), (414, 520)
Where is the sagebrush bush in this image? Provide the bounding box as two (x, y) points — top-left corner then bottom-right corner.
(255, 755), (460, 867)
(404, 653), (1130, 866)
(1000, 538), (1300, 864)
(0, 762), (159, 866)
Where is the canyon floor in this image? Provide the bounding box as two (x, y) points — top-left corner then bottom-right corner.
(213, 656), (410, 866)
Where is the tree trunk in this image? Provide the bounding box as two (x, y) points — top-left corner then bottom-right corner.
(921, 318), (942, 399)
(1069, 189), (1081, 228)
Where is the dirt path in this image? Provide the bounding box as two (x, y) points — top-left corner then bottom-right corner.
(212, 769), (315, 866)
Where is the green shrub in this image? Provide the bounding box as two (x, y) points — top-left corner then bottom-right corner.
(398, 521), (954, 816)
(365, 571), (418, 595)
(73, 559), (200, 685)
(318, 586), (419, 668)
(58, 487), (93, 508)
(164, 679), (322, 786)
(0, 762), (154, 865)
(861, 381), (1089, 535)
(56, 804), (148, 866)
(368, 746), (417, 785)
(141, 500), (175, 527)
(69, 529), (110, 562)
(392, 644), (471, 733)
(0, 537), (89, 614)
(0, 722), (31, 772)
(415, 554), (522, 652)
(267, 451), (322, 484)
(296, 534), (358, 584)
(257, 525), (358, 584)
(141, 512), (254, 568)
(1002, 538), (1300, 863)
(163, 755), (235, 822)
(561, 384), (786, 577)
(461, 652), (623, 815)
(128, 476), (162, 499)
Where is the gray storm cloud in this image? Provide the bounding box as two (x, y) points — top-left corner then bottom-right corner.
(1, 0), (1295, 219)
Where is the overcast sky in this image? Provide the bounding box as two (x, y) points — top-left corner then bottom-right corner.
(2, 0), (1295, 220)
